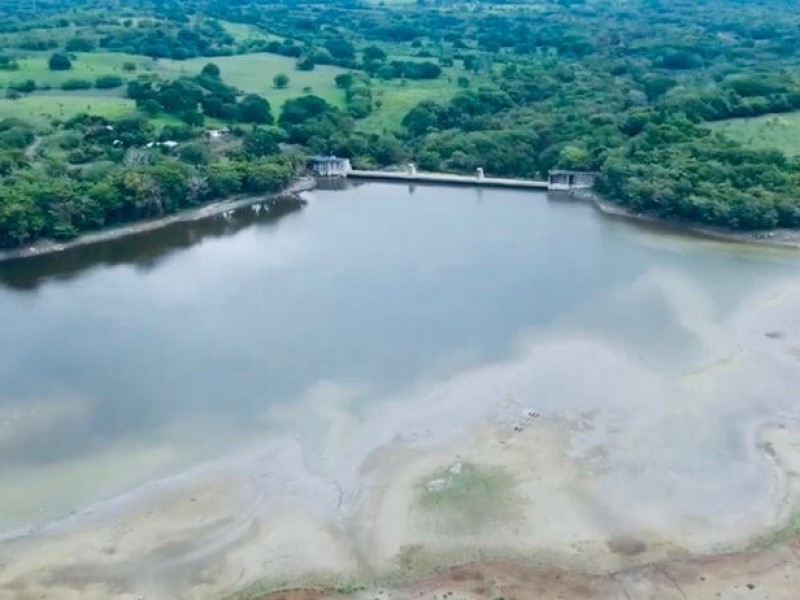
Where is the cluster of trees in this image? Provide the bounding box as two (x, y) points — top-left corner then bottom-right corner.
(98, 20), (236, 59)
(56, 76), (124, 91)
(0, 101), (409, 248)
(0, 123), (34, 177)
(0, 55), (19, 70)
(0, 8), (240, 58)
(0, 155), (297, 246)
(0, 107), (301, 246)
(371, 60), (441, 81)
(401, 88), (515, 135)
(48, 52), (72, 70)
(335, 72), (374, 118)
(4, 0), (800, 233)
(13, 37), (59, 51)
(661, 76), (800, 122)
(0, 81), (406, 247)
(598, 117), (800, 230)
(397, 75), (800, 229)
(275, 94), (404, 167)
(126, 65), (273, 126)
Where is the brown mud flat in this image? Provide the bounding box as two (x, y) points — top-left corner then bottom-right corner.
(3, 251), (800, 600)
(258, 539), (800, 600)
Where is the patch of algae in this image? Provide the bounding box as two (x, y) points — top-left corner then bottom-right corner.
(417, 462), (517, 534)
(754, 508), (800, 549)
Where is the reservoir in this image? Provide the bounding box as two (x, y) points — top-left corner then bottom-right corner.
(2, 182), (800, 596)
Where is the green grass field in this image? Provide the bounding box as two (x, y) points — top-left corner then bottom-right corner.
(1, 47), (463, 134)
(0, 51), (345, 124)
(419, 462), (515, 533)
(219, 21), (283, 44)
(2, 50), (345, 109)
(0, 94), (135, 125)
(0, 52), (150, 126)
(364, 80), (455, 133)
(156, 54), (348, 109)
(363, 69), (472, 133)
(0, 52), (157, 89)
(710, 112), (800, 156)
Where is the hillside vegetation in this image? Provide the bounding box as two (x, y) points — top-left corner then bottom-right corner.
(2, 0), (800, 246)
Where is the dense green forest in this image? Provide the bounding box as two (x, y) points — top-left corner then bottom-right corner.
(2, 0), (800, 246)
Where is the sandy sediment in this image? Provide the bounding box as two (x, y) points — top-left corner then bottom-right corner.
(261, 546), (800, 600)
(0, 442), (358, 600)
(3, 279), (800, 599)
(4, 414), (800, 599)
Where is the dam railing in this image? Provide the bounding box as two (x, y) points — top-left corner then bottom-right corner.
(347, 169), (549, 190)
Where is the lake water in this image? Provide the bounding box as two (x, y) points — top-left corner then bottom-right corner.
(1, 181), (799, 535)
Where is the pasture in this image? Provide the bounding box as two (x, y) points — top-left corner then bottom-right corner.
(156, 54), (349, 109)
(0, 52), (156, 89)
(710, 112), (800, 157)
(0, 46), (465, 134)
(365, 76), (464, 133)
(219, 21), (283, 43)
(0, 94), (135, 126)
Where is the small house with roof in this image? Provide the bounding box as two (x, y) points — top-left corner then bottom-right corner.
(205, 128), (230, 140)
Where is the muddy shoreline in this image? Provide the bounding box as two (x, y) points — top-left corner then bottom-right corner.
(573, 189), (800, 249)
(5, 404), (800, 599)
(0, 177), (316, 264)
(2, 183), (800, 599)
(2, 179), (799, 265)
(252, 543), (800, 600)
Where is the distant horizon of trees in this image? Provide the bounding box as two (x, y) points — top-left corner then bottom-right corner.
(2, 0), (800, 233)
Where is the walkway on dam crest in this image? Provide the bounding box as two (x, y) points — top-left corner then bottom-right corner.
(308, 157), (597, 191)
(347, 169), (549, 190)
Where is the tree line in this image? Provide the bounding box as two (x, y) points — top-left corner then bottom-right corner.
(4, 0), (800, 232)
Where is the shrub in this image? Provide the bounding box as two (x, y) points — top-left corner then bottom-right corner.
(201, 63), (220, 78)
(61, 79), (92, 91)
(296, 56), (315, 71)
(178, 142), (210, 165)
(8, 80), (36, 93)
(94, 75), (124, 89)
(0, 55), (19, 71)
(0, 127), (35, 149)
(48, 52), (72, 71)
(65, 38), (95, 52)
(273, 73), (289, 89)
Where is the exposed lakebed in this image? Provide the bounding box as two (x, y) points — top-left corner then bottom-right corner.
(1, 182), (800, 598)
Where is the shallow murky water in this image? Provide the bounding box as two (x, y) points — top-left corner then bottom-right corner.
(0, 181), (799, 535)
